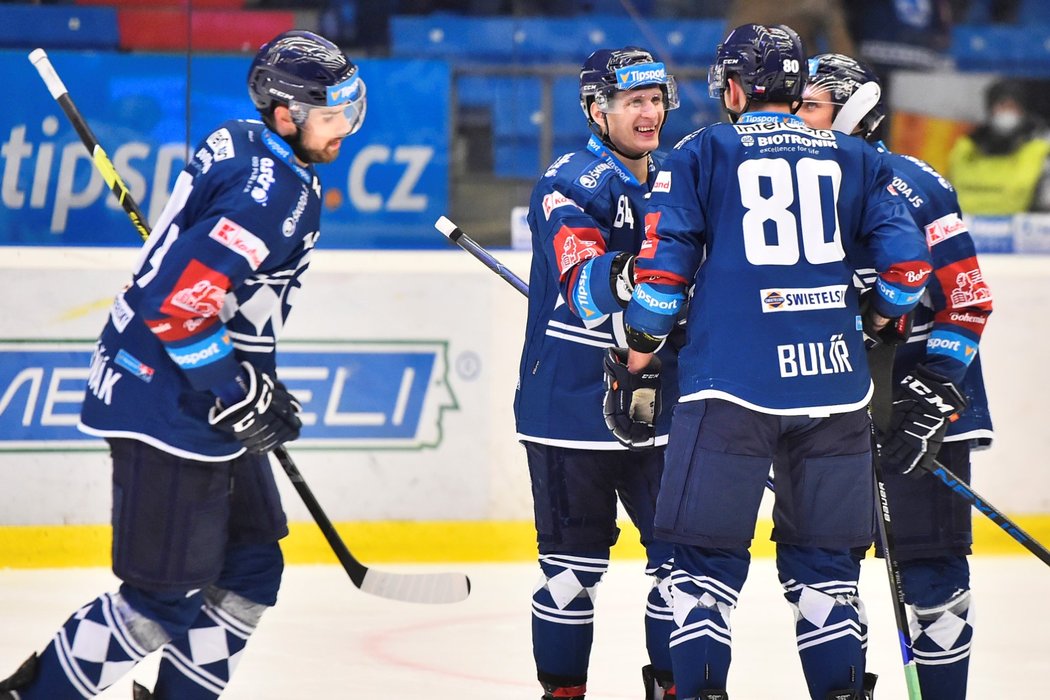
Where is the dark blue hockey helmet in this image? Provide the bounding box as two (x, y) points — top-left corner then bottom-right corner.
(708, 24), (806, 108)
(579, 46), (679, 119)
(804, 53), (885, 141)
(247, 30), (366, 134)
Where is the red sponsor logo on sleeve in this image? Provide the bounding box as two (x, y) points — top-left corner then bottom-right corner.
(146, 315), (219, 342)
(552, 225), (603, 276)
(924, 212), (968, 246)
(940, 309), (989, 336)
(208, 217), (269, 270)
(541, 192), (580, 220)
(161, 260), (231, 319)
(883, 260), (932, 288)
(935, 257), (993, 310)
(638, 212), (662, 259)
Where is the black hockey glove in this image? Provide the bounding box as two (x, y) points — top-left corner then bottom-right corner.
(610, 252), (636, 308)
(603, 347), (661, 450)
(208, 362), (302, 454)
(881, 365), (966, 477)
(860, 290), (914, 347)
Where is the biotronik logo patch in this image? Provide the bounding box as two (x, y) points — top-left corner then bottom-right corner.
(0, 340), (458, 451)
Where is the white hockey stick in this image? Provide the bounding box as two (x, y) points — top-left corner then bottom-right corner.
(30, 47), (471, 605)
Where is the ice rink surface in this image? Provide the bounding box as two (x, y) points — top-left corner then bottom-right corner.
(2, 557), (1047, 699)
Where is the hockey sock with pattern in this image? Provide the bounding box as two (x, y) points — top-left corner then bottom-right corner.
(779, 545), (868, 699)
(14, 592), (166, 699)
(644, 559), (675, 681)
(532, 552), (609, 684)
(666, 546), (748, 696)
(910, 590), (973, 700)
(151, 587), (266, 699)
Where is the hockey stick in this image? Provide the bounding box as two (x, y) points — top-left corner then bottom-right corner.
(29, 48), (471, 605)
(434, 217), (785, 494)
(435, 216), (529, 297)
(921, 459), (1050, 567)
(868, 342), (923, 699)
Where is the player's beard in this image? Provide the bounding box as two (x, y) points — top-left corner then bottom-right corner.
(285, 128), (342, 165)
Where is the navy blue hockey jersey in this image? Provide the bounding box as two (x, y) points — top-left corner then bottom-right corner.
(877, 147), (994, 445)
(627, 114), (932, 416)
(79, 120), (322, 460)
(515, 135), (679, 447)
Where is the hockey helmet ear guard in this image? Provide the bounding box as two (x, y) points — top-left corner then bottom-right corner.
(247, 29), (366, 135)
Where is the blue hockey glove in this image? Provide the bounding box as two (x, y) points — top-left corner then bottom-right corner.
(860, 289), (913, 347)
(603, 347), (661, 450)
(208, 362), (302, 454)
(881, 365), (966, 477)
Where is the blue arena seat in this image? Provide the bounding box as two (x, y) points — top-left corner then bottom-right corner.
(952, 24), (1050, 75)
(1017, 0), (1050, 25)
(391, 14), (524, 63)
(0, 3), (119, 49)
(391, 14), (726, 68)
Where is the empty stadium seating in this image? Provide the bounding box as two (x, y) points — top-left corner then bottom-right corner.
(0, 3), (119, 50)
(392, 14), (725, 177)
(951, 24), (1050, 75)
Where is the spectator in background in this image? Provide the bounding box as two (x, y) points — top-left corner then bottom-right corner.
(847, 0), (954, 140)
(947, 79), (1050, 214)
(726, 0), (855, 56)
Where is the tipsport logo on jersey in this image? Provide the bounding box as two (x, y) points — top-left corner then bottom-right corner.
(0, 341), (457, 450)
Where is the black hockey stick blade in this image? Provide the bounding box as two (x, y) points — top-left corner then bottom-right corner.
(435, 216), (529, 297)
(273, 448), (471, 604)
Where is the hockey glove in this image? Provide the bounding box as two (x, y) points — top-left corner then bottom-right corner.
(611, 252), (636, 307)
(881, 365), (966, 477)
(603, 347), (661, 450)
(860, 290), (913, 347)
(208, 361), (302, 454)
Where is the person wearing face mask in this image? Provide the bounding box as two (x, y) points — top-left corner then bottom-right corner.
(947, 79), (1050, 214)
(514, 46), (681, 700)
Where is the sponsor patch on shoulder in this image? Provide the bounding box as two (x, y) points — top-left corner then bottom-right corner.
(542, 192), (581, 220)
(110, 292), (134, 333)
(208, 217), (269, 270)
(924, 212), (968, 246)
(207, 128), (235, 162)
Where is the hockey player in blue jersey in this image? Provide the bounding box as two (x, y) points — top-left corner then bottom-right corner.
(0, 31), (366, 699)
(800, 52), (993, 700)
(515, 47), (680, 700)
(615, 24), (934, 699)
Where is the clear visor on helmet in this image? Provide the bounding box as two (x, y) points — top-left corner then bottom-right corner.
(801, 73), (851, 106)
(707, 62), (726, 99)
(288, 78), (367, 138)
(594, 80), (680, 114)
